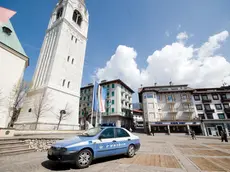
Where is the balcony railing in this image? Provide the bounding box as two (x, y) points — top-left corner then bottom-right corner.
(183, 107), (194, 113)
(202, 99), (212, 103)
(205, 109), (215, 113)
(181, 98), (192, 103)
(224, 108), (230, 114)
(221, 98), (230, 103)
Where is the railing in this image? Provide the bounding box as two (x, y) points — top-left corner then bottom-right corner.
(221, 98), (230, 103)
(202, 99), (212, 103)
(205, 109), (215, 113)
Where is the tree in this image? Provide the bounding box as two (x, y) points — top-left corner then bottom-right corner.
(7, 80), (31, 128)
(56, 103), (72, 130)
(33, 90), (52, 130)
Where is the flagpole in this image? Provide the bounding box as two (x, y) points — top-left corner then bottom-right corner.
(91, 77), (95, 126)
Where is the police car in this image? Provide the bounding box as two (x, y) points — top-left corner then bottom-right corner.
(48, 127), (140, 169)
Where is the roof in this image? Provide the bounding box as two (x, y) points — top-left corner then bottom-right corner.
(81, 79), (135, 93)
(132, 109), (143, 113)
(100, 79), (135, 93)
(0, 21), (27, 57)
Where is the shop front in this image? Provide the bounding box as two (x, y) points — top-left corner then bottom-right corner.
(203, 120), (230, 136)
(151, 121), (202, 135)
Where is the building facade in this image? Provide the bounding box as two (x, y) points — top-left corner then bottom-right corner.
(0, 21), (29, 128)
(79, 79), (134, 128)
(133, 109), (144, 128)
(139, 85), (202, 135)
(193, 86), (230, 136)
(15, 0), (89, 130)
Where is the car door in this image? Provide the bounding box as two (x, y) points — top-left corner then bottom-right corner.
(114, 128), (131, 155)
(95, 128), (116, 158)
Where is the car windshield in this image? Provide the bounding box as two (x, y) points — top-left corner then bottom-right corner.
(82, 127), (103, 137)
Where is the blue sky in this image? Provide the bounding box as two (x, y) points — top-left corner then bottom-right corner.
(1, 0), (230, 90)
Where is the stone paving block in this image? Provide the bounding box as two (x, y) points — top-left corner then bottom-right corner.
(174, 144), (208, 149)
(179, 149), (230, 156)
(208, 158), (230, 170)
(118, 154), (181, 169)
(189, 157), (225, 171)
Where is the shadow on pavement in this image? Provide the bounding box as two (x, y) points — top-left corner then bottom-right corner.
(42, 155), (125, 171)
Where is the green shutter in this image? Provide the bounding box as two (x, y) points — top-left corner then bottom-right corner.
(112, 84), (115, 88)
(112, 100), (114, 104)
(112, 92), (114, 96)
(112, 108), (114, 113)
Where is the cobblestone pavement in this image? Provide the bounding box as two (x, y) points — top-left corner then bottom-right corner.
(1, 133), (230, 172)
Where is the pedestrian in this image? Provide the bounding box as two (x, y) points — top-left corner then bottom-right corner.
(223, 131), (228, 142)
(221, 131), (224, 142)
(191, 130), (196, 140)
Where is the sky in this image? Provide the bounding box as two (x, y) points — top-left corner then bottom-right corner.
(1, 0), (230, 102)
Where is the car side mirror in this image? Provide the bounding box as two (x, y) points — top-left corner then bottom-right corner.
(98, 136), (102, 140)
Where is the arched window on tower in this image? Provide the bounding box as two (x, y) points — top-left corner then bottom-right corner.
(56, 7), (63, 20)
(67, 81), (70, 88)
(72, 10), (83, 26)
(62, 79), (66, 86)
(71, 58), (74, 64)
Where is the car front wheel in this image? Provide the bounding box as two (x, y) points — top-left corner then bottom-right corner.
(76, 149), (93, 169)
(127, 144), (135, 158)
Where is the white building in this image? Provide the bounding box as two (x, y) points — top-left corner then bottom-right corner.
(79, 79), (134, 129)
(15, 0), (89, 130)
(193, 86), (230, 136)
(138, 85), (202, 134)
(0, 21), (29, 128)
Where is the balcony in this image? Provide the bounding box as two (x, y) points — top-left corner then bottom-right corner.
(202, 99), (212, 103)
(166, 100), (176, 104)
(183, 107), (194, 113)
(168, 108), (178, 113)
(181, 98), (192, 104)
(224, 108), (230, 114)
(205, 109), (215, 113)
(221, 98), (230, 103)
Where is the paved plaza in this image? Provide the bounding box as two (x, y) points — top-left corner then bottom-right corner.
(1, 133), (230, 172)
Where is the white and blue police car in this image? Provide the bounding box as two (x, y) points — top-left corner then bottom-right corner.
(48, 127), (140, 169)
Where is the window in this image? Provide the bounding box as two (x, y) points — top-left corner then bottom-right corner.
(71, 58), (74, 64)
(116, 128), (130, 137)
(218, 113), (225, 119)
(112, 108), (114, 113)
(83, 97), (86, 100)
(56, 7), (63, 20)
(198, 114), (205, 119)
(2, 26), (12, 35)
(28, 108), (32, 113)
(202, 95), (208, 100)
(212, 94), (219, 100)
(72, 10), (83, 26)
(107, 92), (109, 97)
(112, 84), (115, 88)
(75, 38), (77, 43)
(62, 79), (66, 86)
(67, 81), (70, 88)
(206, 113), (213, 119)
(71, 35), (74, 40)
(99, 128), (115, 139)
(204, 104), (211, 110)
(221, 94), (227, 99)
(196, 104), (203, 110)
(67, 56), (70, 62)
(112, 92), (114, 96)
(224, 104), (230, 109)
(107, 85), (110, 88)
(112, 100), (114, 104)
(215, 104), (222, 110)
(194, 95), (200, 101)
(88, 96), (90, 100)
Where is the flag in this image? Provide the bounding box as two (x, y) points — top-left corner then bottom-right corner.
(92, 81), (99, 112)
(98, 86), (107, 113)
(0, 7), (16, 24)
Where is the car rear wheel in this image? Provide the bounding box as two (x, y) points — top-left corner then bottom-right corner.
(127, 144), (135, 158)
(76, 149), (93, 169)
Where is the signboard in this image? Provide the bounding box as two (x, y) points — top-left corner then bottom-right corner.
(151, 122), (200, 125)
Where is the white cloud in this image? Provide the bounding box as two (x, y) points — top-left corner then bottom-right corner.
(165, 31), (170, 37)
(176, 32), (189, 41)
(95, 30), (230, 96)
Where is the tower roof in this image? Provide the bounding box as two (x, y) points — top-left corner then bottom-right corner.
(0, 20), (27, 57)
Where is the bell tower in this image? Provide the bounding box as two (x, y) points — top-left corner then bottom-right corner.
(15, 0), (89, 130)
